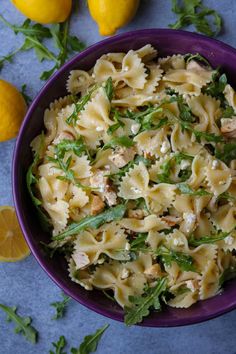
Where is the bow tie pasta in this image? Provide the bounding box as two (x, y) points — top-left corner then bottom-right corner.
(28, 45), (236, 326)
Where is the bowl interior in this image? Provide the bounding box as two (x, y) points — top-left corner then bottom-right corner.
(13, 29), (236, 327)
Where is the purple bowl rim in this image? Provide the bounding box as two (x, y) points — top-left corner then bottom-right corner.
(12, 28), (236, 327)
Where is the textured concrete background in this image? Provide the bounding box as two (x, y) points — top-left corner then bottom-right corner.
(1, 1), (236, 353)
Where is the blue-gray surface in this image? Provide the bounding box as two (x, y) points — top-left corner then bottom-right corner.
(1, 1), (236, 353)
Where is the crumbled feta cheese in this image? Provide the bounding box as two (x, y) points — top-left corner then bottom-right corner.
(97, 258), (105, 265)
(96, 126), (104, 132)
(121, 268), (130, 279)
(225, 236), (234, 246)
(131, 186), (141, 194)
(219, 180), (226, 185)
(125, 242), (131, 251)
(73, 252), (90, 269)
(183, 212), (197, 233)
(124, 66), (129, 72)
(173, 238), (184, 246)
(212, 160), (219, 170)
(186, 280), (197, 292)
(180, 160), (191, 170)
(160, 141), (169, 154)
(131, 123), (141, 135)
(92, 73), (95, 79)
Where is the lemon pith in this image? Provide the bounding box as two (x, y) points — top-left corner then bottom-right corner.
(0, 206), (30, 262)
(11, 0), (72, 24)
(88, 0), (140, 36)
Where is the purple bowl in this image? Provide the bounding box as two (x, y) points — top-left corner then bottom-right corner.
(13, 29), (236, 327)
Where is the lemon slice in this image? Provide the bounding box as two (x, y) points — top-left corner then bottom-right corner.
(0, 206), (30, 262)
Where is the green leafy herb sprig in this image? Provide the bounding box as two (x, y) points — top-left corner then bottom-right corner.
(124, 278), (167, 326)
(216, 143), (236, 165)
(169, 0), (222, 37)
(157, 152), (193, 184)
(53, 204), (127, 241)
(126, 106), (167, 132)
(219, 267), (236, 287)
(202, 69), (228, 103)
(0, 304), (38, 344)
(189, 232), (229, 247)
(26, 133), (52, 231)
(71, 324), (109, 354)
(177, 183), (212, 196)
(51, 293), (71, 320)
(49, 336), (67, 354)
(156, 246), (196, 272)
(0, 13), (85, 80)
(103, 136), (135, 150)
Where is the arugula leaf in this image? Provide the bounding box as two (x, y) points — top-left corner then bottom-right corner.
(20, 84), (32, 106)
(189, 232), (229, 246)
(71, 324), (109, 354)
(157, 153), (193, 184)
(51, 293), (70, 320)
(107, 109), (125, 135)
(215, 143), (236, 165)
(202, 70), (227, 102)
(157, 159), (172, 183)
(124, 278), (167, 326)
(130, 233), (149, 252)
(175, 95), (196, 123)
(66, 86), (97, 126)
(184, 53), (211, 67)
(50, 336), (67, 354)
(26, 133), (52, 231)
(222, 105), (235, 118)
(126, 106), (165, 131)
(156, 246), (196, 272)
(217, 192), (236, 203)
(177, 183), (212, 196)
(169, 0), (222, 37)
(55, 137), (88, 159)
(219, 267), (236, 287)
(103, 77), (113, 101)
(0, 304), (38, 344)
(53, 204), (127, 241)
(103, 136), (135, 149)
(193, 129), (224, 143)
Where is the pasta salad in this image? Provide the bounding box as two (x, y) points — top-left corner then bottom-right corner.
(27, 45), (236, 325)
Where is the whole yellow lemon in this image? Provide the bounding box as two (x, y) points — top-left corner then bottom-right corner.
(88, 0), (140, 36)
(11, 0), (72, 24)
(0, 79), (27, 142)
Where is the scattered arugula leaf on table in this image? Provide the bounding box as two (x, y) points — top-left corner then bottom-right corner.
(53, 204), (127, 241)
(124, 278), (167, 326)
(169, 0), (222, 37)
(71, 324), (109, 354)
(20, 84), (32, 106)
(51, 293), (71, 320)
(49, 336), (67, 354)
(0, 304), (38, 344)
(156, 246), (196, 272)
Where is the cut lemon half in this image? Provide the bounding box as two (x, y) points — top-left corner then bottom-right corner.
(0, 206), (30, 262)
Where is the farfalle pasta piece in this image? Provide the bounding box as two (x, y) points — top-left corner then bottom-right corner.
(170, 123), (196, 152)
(118, 162), (176, 214)
(68, 258), (93, 290)
(44, 200), (69, 235)
(199, 260), (220, 300)
(94, 50), (147, 89)
(190, 244), (218, 273)
(146, 230), (166, 250)
(158, 54), (186, 71)
(71, 154), (92, 179)
(211, 204), (236, 232)
(135, 44), (158, 62)
(68, 185), (89, 209)
(134, 128), (170, 157)
(163, 67), (213, 96)
(188, 153), (208, 189)
(120, 215), (168, 233)
(168, 290), (199, 308)
(224, 84), (236, 111)
(205, 159), (232, 196)
(136, 64), (163, 95)
(91, 260), (147, 307)
(72, 223), (128, 269)
(66, 70), (94, 95)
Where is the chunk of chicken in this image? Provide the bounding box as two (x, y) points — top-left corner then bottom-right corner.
(128, 209), (145, 219)
(220, 117), (236, 138)
(144, 264), (163, 280)
(90, 194), (105, 215)
(90, 170), (117, 206)
(109, 147), (136, 168)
